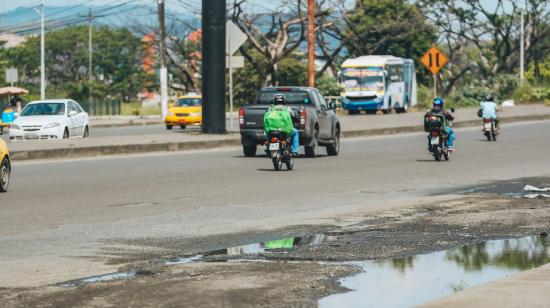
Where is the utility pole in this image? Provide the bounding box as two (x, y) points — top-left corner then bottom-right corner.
(520, 10), (525, 86)
(158, 0), (169, 119)
(201, 0), (226, 134)
(88, 9), (94, 115)
(40, 0), (46, 100)
(307, 0), (315, 88)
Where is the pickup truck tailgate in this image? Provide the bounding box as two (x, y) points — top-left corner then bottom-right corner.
(242, 105), (269, 129)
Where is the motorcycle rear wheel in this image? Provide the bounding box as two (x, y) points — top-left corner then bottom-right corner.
(272, 155), (283, 171)
(285, 157), (294, 171)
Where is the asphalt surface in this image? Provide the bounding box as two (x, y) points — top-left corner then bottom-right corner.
(1, 121), (550, 287)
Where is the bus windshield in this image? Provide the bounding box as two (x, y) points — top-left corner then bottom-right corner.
(341, 67), (384, 92)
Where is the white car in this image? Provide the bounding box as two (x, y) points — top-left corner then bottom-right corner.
(9, 99), (90, 141)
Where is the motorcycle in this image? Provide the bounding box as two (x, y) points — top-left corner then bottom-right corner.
(425, 113), (451, 161)
(482, 118), (498, 141)
(266, 131), (294, 171)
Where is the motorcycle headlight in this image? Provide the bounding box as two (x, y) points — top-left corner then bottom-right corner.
(10, 124), (21, 130)
(44, 122), (61, 129)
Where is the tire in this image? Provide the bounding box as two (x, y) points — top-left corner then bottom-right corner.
(348, 110), (359, 115)
(305, 129), (319, 158)
(63, 128), (69, 139)
(326, 128), (340, 156)
(444, 151), (450, 161)
(285, 157), (294, 171)
(432, 145), (441, 161)
(0, 158), (10, 192)
(396, 104), (408, 113)
(382, 109), (390, 115)
(272, 155), (282, 171)
(83, 126), (89, 138)
(0, 127), (3, 135)
(243, 145), (257, 157)
(180, 125), (186, 130)
(485, 132), (491, 141)
(166, 125), (173, 130)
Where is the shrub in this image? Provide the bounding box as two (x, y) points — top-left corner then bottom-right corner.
(416, 85), (433, 110)
(512, 84), (550, 103)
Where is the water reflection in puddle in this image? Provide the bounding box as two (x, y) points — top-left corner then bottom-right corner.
(164, 234), (329, 265)
(319, 235), (550, 308)
(59, 272), (137, 287)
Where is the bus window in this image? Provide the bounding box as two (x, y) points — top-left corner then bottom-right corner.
(388, 65), (404, 82)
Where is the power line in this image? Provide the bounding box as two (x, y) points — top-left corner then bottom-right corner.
(1, 1), (146, 34)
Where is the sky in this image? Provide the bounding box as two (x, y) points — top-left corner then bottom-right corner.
(0, 0), (199, 13)
(0, 0), (517, 16)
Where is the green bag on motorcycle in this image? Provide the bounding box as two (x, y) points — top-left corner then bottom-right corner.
(424, 112), (448, 132)
(264, 105), (294, 135)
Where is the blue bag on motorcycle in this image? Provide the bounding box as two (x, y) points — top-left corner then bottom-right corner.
(264, 105), (293, 135)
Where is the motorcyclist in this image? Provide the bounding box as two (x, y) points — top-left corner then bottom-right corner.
(479, 93), (500, 131)
(264, 94), (300, 156)
(427, 97), (455, 151)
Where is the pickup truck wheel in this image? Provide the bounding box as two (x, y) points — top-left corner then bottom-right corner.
(243, 145), (257, 157)
(305, 130), (319, 158)
(326, 128), (340, 156)
(166, 125), (173, 130)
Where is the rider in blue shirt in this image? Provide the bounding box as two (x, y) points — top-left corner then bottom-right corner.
(429, 97), (455, 151)
(479, 94), (500, 131)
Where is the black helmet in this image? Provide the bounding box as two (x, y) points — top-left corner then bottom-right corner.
(485, 93), (494, 101)
(273, 94), (287, 105)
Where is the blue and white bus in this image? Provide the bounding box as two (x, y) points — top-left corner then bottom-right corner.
(338, 55), (417, 114)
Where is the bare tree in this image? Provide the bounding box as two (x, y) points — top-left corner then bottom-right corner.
(231, 0), (343, 87)
(129, 11), (201, 93)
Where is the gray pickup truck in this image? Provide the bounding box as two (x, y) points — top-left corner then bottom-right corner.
(239, 87), (341, 157)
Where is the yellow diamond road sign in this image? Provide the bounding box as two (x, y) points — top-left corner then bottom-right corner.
(421, 47), (448, 75)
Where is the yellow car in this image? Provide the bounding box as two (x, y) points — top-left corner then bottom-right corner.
(165, 94), (203, 130)
(0, 139), (10, 192)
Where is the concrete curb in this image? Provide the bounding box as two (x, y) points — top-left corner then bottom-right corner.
(10, 138), (242, 161)
(10, 114), (550, 161)
(341, 114), (550, 138)
(90, 121), (161, 129)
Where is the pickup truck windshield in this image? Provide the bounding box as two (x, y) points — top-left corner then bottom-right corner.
(256, 91), (312, 105)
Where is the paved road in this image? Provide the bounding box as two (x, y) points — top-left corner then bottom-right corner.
(1, 121), (550, 287)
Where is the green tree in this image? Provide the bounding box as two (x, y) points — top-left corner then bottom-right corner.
(3, 26), (146, 104)
(343, 0), (436, 69)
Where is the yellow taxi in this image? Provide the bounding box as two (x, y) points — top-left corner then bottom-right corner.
(0, 139), (10, 192)
(165, 94), (203, 130)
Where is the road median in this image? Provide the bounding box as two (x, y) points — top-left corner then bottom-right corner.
(9, 107), (550, 161)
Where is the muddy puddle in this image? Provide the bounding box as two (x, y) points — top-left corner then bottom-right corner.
(319, 234), (550, 308)
(164, 233), (329, 264)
